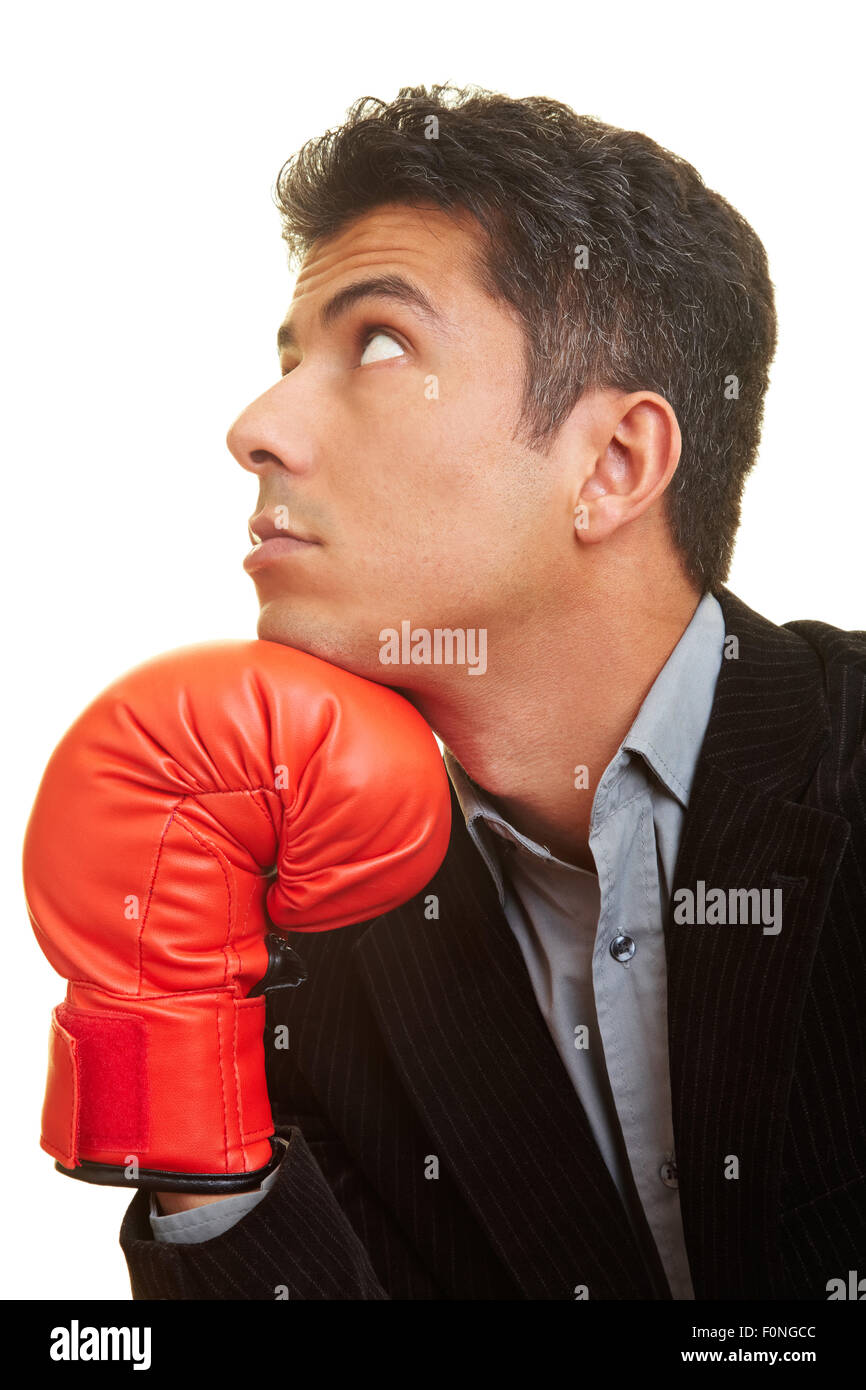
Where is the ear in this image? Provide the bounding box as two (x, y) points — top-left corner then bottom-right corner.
(573, 392), (681, 545)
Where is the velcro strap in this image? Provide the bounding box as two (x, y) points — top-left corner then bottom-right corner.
(40, 1003), (149, 1167)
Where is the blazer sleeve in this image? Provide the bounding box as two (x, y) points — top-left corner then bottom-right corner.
(119, 1122), (391, 1300)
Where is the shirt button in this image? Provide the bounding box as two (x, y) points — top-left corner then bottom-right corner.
(609, 934), (636, 963)
(660, 1159), (679, 1188)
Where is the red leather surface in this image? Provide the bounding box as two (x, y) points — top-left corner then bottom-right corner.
(41, 1007), (79, 1169)
(24, 641), (451, 1176)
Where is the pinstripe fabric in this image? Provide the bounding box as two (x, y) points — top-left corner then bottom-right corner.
(119, 586), (866, 1300)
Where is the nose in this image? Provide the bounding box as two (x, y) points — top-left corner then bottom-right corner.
(226, 381), (312, 477)
(225, 394), (275, 476)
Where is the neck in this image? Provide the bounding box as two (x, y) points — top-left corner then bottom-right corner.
(404, 574), (702, 871)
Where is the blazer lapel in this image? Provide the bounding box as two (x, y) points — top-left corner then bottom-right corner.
(666, 586), (851, 1297)
(353, 783), (660, 1300)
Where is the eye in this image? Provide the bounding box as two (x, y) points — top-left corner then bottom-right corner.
(359, 330), (406, 366)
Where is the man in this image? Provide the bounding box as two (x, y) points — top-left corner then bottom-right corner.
(76, 85), (866, 1296)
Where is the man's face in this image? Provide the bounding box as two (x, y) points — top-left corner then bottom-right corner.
(226, 202), (569, 684)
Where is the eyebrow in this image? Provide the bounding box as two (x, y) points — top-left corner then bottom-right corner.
(276, 273), (449, 356)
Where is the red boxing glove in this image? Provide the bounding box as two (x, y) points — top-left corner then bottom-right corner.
(23, 641), (450, 1192)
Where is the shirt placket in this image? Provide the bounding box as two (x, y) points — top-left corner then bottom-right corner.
(591, 781), (695, 1301)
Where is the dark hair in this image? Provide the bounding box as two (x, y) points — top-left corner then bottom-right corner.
(273, 83), (777, 593)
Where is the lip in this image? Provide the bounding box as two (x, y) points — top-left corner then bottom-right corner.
(247, 509), (319, 545)
(245, 508), (321, 572)
(243, 535), (320, 572)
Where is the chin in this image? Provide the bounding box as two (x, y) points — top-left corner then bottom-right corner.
(254, 603), (389, 685)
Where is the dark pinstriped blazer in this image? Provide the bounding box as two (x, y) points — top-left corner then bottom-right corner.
(119, 586), (866, 1300)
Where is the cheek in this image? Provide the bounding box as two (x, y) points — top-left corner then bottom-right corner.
(333, 394), (532, 562)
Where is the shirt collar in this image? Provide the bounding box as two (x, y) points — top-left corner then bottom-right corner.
(443, 590), (725, 886)
(618, 590), (725, 809)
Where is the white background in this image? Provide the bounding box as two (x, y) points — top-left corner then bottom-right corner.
(3, 0), (863, 1300)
